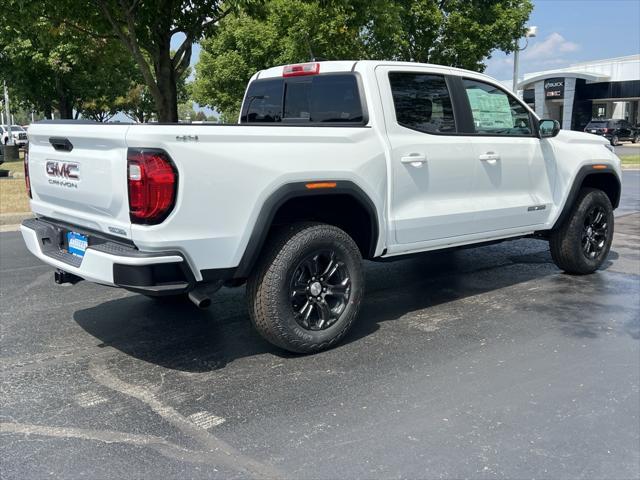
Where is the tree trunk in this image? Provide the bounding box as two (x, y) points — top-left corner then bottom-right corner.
(152, 39), (178, 122)
(44, 103), (53, 120)
(153, 75), (178, 122)
(54, 75), (74, 119)
(58, 96), (73, 119)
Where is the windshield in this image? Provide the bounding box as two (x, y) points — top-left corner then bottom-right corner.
(11, 125), (25, 131)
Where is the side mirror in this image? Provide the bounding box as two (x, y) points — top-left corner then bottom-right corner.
(539, 119), (560, 138)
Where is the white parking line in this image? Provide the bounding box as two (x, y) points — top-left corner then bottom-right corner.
(188, 411), (226, 430)
(75, 391), (108, 408)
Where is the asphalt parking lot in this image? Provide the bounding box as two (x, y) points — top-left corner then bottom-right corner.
(1, 172), (639, 479)
(615, 142), (640, 157)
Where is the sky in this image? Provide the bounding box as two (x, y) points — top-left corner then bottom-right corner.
(484, 0), (640, 81)
(174, 0), (640, 113)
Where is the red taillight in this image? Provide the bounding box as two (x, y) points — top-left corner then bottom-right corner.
(127, 149), (177, 224)
(602, 128), (610, 133)
(282, 62), (320, 77)
(24, 146), (32, 198)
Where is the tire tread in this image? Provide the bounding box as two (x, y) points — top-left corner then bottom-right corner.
(247, 223), (363, 353)
(549, 187), (613, 274)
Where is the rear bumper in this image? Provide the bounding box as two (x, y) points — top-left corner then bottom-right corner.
(21, 217), (196, 295)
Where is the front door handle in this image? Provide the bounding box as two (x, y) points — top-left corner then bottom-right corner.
(401, 154), (426, 168)
(478, 152), (500, 163)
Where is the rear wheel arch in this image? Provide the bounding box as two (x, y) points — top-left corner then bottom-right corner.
(234, 181), (380, 279)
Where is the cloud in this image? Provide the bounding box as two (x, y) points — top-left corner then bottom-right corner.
(484, 32), (580, 80)
(522, 32), (579, 61)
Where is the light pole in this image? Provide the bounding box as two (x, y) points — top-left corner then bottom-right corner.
(512, 26), (538, 94)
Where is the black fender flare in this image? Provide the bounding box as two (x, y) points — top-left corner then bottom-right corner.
(552, 164), (621, 230)
(232, 180), (380, 279)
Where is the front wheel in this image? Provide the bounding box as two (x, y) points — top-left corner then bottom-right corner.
(610, 135), (620, 146)
(247, 223), (364, 353)
(549, 188), (614, 274)
(632, 134), (639, 144)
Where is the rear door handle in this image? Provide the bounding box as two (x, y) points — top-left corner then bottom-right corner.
(478, 152), (500, 163)
(401, 154), (426, 167)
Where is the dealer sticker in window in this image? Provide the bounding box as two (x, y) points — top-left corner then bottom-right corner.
(67, 231), (88, 257)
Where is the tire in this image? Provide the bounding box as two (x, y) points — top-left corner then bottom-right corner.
(247, 222), (364, 353)
(610, 135), (619, 146)
(632, 134), (639, 144)
(549, 188), (614, 274)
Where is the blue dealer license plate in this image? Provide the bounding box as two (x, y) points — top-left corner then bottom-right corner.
(67, 231), (88, 257)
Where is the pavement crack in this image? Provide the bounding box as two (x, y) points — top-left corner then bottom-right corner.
(0, 421), (237, 468)
(87, 357), (282, 479)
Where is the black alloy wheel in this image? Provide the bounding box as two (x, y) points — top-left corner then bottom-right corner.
(247, 222), (364, 353)
(581, 205), (609, 259)
(289, 250), (351, 331)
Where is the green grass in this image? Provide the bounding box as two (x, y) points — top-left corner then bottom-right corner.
(620, 154), (640, 167)
(0, 179), (30, 214)
(0, 156), (30, 215)
(1, 159), (25, 177)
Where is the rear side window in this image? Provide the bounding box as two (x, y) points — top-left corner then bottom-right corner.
(241, 74), (364, 124)
(462, 79), (533, 136)
(388, 72), (456, 134)
(241, 78), (284, 123)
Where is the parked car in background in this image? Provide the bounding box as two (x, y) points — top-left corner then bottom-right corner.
(584, 119), (639, 145)
(1, 125), (29, 147)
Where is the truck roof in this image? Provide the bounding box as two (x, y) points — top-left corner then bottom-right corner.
(253, 60), (499, 85)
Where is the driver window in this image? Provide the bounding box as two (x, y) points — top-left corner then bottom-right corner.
(462, 78), (533, 136)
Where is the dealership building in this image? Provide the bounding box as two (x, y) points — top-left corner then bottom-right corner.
(516, 54), (640, 131)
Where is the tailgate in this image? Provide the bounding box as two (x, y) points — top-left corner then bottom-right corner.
(27, 122), (132, 238)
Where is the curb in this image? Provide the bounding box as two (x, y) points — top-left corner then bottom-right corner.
(0, 223), (22, 233)
(0, 212), (32, 227)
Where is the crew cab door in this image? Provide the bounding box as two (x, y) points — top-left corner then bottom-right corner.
(375, 66), (478, 244)
(456, 77), (554, 231)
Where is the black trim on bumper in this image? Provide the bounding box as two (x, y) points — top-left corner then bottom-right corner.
(22, 217), (198, 296)
(113, 263), (193, 296)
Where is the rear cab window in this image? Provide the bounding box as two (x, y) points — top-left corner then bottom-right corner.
(240, 73), (365, 124)
(388, 72), (456, 134)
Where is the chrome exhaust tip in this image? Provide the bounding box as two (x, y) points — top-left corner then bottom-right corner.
(188, 290), (212, 309)
(187, 281), (223, 309)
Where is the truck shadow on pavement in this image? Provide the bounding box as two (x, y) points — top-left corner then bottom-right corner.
(74, 239), (626, 373)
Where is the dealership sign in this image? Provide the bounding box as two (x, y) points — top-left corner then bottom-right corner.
(544, 78), (565, 99)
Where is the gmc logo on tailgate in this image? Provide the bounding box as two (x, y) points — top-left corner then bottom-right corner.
(46, 161), (79, 180)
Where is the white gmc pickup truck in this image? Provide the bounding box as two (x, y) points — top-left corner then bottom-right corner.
(22, 60), (621, 353)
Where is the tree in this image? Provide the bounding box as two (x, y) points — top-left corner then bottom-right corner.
(121, 67), (190, 123)
(178, 102), (197, 122)
(0, 3), (137, 119)
(352, 0), (533, 69)
(193, 0), (365, 120)
(193, 0), (532, 119)
(120, 83), (157, 123)
(28, 0), (252, 122)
